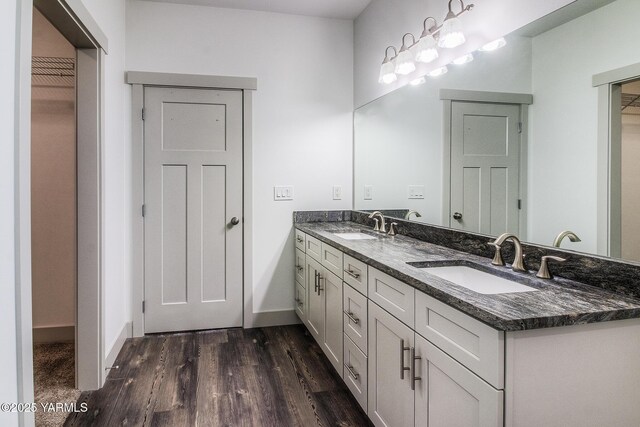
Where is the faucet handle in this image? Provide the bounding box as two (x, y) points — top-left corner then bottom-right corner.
(388, 222), (398, 236)
(372, 218), (380, 231)
(488, 242), (505, 266)
(536, 256), (566, 280)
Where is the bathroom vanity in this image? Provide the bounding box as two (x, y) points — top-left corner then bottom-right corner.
(293, 212), (640, 427)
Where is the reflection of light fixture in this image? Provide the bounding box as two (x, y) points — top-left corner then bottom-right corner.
(452, 53), (474, 65)
(410, 76), (426, 86)
(379, 46), (398, 84)
(438, 0), (473, 48)
(479, 38), (507, 52)
(395, 33), (417, 75)
(414, 17), (439, 64)
(428, 66), (448, 77)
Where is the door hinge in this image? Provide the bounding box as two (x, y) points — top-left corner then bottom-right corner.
(142, 204), (146, 217)
(141, 108), (145, 121)
(142, 301), (145, 313)
(517, 122), (523, 134)
(518, 199), (522, 210)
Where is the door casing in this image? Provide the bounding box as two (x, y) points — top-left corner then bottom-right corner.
(127, 72), (257, 337)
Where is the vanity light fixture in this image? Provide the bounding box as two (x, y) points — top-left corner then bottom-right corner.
(438, 0), (474, 48)
(414, 17), (439, 64)
(479, 37), (507, 52)
(410, 76), (426, 86)
(395, 33), (417, 75)
(428, 66), (448, 77)
(379, 46), (398, 84)
(452, 53), (474, 65)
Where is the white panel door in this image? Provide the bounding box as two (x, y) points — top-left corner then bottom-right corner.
(368, 302), (415, 427)
(414, 334), (503, 427)
(450, 101), (521, 235)
(144, 87), (243, 333)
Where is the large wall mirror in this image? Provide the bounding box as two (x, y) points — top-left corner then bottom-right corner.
(354, 0), (640, 264)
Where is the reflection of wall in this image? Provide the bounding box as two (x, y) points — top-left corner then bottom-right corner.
(126, 1), (354, 315)
(355, 36), (533, 225)
(621, 114), (640, 262)
(31, 9), (76, 332)
(354, 0), (573, 108)
(529, 0), (640, 253)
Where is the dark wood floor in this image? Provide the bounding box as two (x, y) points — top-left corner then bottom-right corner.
(65, 325), (371, 426)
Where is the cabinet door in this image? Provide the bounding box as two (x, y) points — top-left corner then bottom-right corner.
(295, 249), (306, 288)
(306, 256), (324, 342)
(321, 268), (343, 376)
(414, 334), (503, 427)
(295, 229), (306, 251)
(344, 283), (368, 354)
(295, 282), (306, 324)
(368, 302), (415, 427)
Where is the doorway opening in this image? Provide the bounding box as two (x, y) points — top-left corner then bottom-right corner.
(30, 9), (79, 425)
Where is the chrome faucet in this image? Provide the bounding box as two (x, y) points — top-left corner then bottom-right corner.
(553, 231), (581, 248)
(368, 211), (387, 233)
(488, 233), (527, 272)
(405, 210), (422, 221)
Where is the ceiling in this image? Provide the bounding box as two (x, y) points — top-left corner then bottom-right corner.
(138, 0), (373, 19)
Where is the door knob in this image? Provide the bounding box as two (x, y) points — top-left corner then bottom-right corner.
(230, 217), (240, 226)
(453, 212), (463, 221)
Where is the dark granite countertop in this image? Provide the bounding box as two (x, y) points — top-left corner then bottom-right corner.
(295, 221), (640, 331)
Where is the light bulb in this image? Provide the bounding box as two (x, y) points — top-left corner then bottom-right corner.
(414, 34), (439, 64)
(452, 53), (474, 65)
(395, 49), (416, 75)
(378, 59), (397, 84)
(479, 38), (507, 52)
(428, 66), (448, 77)
(410, 77), (426, 86)
(438, 17), (466, 49)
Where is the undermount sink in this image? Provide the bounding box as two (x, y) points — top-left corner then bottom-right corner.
(332, 232), (377, 241)
(419, 265), (538, 295)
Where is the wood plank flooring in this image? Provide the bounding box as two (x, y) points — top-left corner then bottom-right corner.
(65, 325), (371, 426)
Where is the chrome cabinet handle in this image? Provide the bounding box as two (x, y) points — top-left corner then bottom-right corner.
(296, 265), (304, 272)
(411, 347), (422, 391)
(400, 339), (410, 379)
(344, 269), (361, 279)
(230, 217), (240, 226)
(314, 272), (319, 293)
(345, 364), (359, 380)
(317, 274), (323, 295)
(344, 311), (360, 325)
(296, 236), (304, 243)
(453, 212), (463, 221)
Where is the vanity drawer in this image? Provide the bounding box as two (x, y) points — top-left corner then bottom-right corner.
(415, 291), (504, 389)
(344, 334), (368, 413)
(321, 243), (343, 280)
(294, 282), (306, 324)
(343, 284), (368, 354)
(343, 254), (367, 296)
(295, 229), (306, 251)
(305, 235), (322, 262)
(295, 249), (306, 288)
(368, 267), (415, 328)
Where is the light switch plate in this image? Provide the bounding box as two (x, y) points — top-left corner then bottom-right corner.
(364, 185), (373, 200)
(408, 185), (425, 199)
(274, 186), (294, 201)
(333, 186), (342, 200)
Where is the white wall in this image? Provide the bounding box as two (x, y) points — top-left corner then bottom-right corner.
(1, 0), (20, 424)
(78, 0), (132, 358)
(31, 9), (77, 332)
(621, 114), (640, 262)
(354, 35), (533, 225)
(529, 0), (640, 253)
(354, 0), (573, 108)
(126, 1), (354, 316)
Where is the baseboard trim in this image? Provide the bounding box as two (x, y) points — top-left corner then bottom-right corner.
(33, 325), (75, 343)
(251, 310), (301, 328)
(105, 321), (132, 371)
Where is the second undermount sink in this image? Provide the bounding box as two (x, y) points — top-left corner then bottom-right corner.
(419, 264), (538, 295)
(333, 232), (377, 241)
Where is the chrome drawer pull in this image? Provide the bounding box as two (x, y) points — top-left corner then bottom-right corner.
(344, 269), (361, 279)
(296, 265), (304, 272)
(400, 339), (410, 379)
(411, 347), (422, 391)
(345, 364), (360, 380)
(296, 236), (304, 243)
(344, 311), (360, 325)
